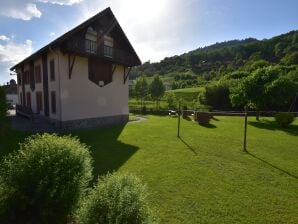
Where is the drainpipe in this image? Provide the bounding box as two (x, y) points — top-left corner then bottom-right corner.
(49, 47), (62, 127)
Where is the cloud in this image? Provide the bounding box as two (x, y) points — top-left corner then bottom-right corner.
(38, 0), (84, 5)
(0, 35), (10, 41)
(0, 0), (84, 20)
(78, 0), (195, 62)
(0, 37), (33, 82)
(49, 32), (55, 36)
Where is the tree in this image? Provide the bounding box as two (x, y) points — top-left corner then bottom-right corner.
(149, 75), (165, 110)
(166, 92), (177, 109)
(200, 83), (232, 110)
(230, 66), (282, 120)
(266, 77), (297, 109)
(0, 87), (8, 134)
(134, 76), (148, 108)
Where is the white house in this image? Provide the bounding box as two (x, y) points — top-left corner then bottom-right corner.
(10, 7), (141, 129)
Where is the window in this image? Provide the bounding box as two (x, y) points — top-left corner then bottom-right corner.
(26, 92), (31, 109)
(50, 60), (55, 81)
(36, 91), (43, 113)
(103, 35), (113, 58)
(24, 70), (30, 84)
(35, 65), (42, 83)
(17, 73), (22, 85)
(51, 91), (56, 114)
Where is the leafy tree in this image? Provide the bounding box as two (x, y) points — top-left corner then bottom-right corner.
(166, 92), (177, 109)
(266, 77), (297, 109)
(0, 87), (8, 134)
(230, 66), (282, 120)
(134, 76), (149, 108)
(149, 75), (165, 110)
(281, 52), (298, 65)
(200, 83), (232, 110)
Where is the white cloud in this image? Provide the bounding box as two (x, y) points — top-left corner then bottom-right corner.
(0, 0), (84, 20)
(0, 38), (33, 82)
(49, 32), (55, 36)
(0, 2), (41, 20)
(38, 0), (84, 5)
(78, 0), (195, 62)
(0, 35), (10, 41)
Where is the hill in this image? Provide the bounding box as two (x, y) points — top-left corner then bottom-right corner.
(130, 30), (298, 88)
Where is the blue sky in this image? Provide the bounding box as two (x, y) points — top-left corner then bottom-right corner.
(0, 0), (297, 83)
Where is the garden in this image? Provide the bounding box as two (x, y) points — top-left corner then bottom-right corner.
(0, 114), (298, 223)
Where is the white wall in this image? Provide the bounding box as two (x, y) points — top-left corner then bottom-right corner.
(6, 94), (18, 106)
(58, 52), (129, 121)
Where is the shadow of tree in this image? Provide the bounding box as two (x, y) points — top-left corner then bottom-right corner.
(248, 119), (298, 136)
(74, 124), (139, 179)
(246, 151), (298, 180)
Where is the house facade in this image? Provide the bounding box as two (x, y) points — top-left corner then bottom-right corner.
(10, 8), (141, 129)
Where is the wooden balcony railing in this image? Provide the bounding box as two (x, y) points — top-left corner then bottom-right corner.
(63, 38), (136, 66)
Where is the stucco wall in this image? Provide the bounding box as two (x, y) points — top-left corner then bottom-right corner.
(58, 52), (129, 122)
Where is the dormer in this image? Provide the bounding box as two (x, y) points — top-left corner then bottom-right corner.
(85, 26), (97, 54)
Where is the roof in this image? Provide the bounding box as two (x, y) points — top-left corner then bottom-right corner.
(10, 7), (141, 71)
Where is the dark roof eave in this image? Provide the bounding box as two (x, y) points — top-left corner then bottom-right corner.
(10, 7), (112, 71)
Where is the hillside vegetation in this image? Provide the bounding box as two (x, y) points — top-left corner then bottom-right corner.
(130, 30), (298, 111)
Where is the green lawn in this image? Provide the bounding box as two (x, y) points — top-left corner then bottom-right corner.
(167, 87), (204, 102)
(1, 116), (298, 223)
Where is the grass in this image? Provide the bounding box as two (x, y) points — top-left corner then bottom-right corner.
(129, 87), (205, 110)
(167, 87), (204, 102)
(1, 116), (298, 223)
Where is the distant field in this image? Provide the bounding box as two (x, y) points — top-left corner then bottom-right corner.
(1, 116), (298, 223)
(167, 87), (204, 103)
(129, 87), (206, 110)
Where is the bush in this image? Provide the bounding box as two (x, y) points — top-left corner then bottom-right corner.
(0, 133), (93, 224)
(76, 173), (155, 224)
(275, 112), (295, 127)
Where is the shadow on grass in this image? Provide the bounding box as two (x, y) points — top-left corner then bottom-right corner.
(248, 119), (298, 136)
(178, 136), (197, 155)
(246, 151), (298, 180)
(73, 124), (139, 179)
(199, 123), (217, 128)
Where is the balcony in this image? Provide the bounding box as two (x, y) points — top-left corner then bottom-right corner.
(62, 38), (137, 66)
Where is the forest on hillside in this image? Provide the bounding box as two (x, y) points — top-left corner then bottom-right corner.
(130, 30), (298, 112)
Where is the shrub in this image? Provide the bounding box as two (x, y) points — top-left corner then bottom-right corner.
(275, 112), (295, 127)
(76, 173), (155, 224)
(0, 133), (93, 224)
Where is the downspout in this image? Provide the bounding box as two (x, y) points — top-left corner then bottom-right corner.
(49, 47), (63, 126)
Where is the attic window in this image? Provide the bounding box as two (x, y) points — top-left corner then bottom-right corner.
(103, 35), (113, 58)
(85, 26), (97, 54)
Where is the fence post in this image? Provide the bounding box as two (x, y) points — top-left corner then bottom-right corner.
(243, 107), (248, 152)
(177, 101), (181, 138)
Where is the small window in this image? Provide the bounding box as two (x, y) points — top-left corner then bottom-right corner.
(26, 92), (31, 109)
(50, 60), (55, 81)
(36, 91), (43, 113)
(35, 65), (42, 83)
(51, 91), (56, 114)
(24, 70), (30, 84)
